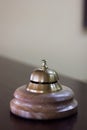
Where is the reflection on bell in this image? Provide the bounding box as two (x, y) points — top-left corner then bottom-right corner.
(27, 60), (62, 93)
(10, 60), (78, 119)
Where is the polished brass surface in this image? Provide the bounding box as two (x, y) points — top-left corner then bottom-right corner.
(27, 82), (62, 93)
(29, 60), (59, 83)
(29, 69), (59, 83)
(26, 60), (62, 93)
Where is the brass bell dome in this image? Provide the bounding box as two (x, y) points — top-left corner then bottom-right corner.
(26, 60), (62, 93)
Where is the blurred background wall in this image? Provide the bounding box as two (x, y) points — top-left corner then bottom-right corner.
(0, 0), (87, 82)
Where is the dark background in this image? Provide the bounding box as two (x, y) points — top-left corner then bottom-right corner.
(83, 0), (87, 27)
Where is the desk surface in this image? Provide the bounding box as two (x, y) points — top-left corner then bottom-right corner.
(0, 56), (87, 130)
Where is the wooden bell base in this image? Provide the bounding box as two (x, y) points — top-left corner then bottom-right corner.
(10, 85), (78, 119)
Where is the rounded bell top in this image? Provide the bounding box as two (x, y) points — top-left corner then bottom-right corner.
(26, 60), (62, 93)
(30, 60), (59, 83)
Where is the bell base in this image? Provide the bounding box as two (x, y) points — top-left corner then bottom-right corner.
(10, 85), (78, 119)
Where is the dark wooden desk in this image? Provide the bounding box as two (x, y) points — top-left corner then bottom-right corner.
(0, 56), (87, 130)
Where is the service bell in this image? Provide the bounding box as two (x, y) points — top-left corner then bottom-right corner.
(26, 60), (62, 93)
(10, 60), (78, 119)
